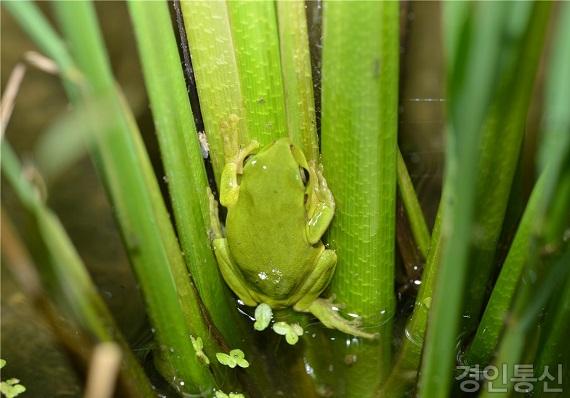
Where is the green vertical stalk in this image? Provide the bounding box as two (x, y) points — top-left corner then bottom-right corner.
(180, 0), (245, 182)
(321, 2), (398, 396)
(1, 144), (155, 397)
(226, 0), (286, 146)
(277, 0), (319, 162)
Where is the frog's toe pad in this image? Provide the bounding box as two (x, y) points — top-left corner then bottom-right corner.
(307, 298), (378, 340)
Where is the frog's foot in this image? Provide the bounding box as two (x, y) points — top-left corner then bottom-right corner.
(306, 298), (378, 340)
(219, 143), (259, 208)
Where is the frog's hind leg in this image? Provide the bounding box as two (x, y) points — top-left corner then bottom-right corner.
(292, 248), (337, 311)
(293, 249), (377, 340)
(208, 189), (258, 306)
(212, 238), (258, 307)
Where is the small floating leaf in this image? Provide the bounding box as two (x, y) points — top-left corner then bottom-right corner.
(216, 353), (236, 368)
(217, 349), (249, 368)
(272, 322), (290, 335)
(253, 303), (273, 331)
(190, 336), (210, 365)
(230, 349), (250, 368)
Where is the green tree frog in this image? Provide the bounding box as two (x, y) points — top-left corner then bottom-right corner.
(209, 116), (376, 340)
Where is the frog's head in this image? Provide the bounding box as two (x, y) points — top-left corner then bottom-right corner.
(243, 137), (311, 191)
(253, 137), (310, 170)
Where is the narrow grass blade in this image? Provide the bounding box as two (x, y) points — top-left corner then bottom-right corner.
(277, 0), (319, 162)
(6, 1), (219, 392)
(467, 0), (565, 368)
(378, 209), (443, 397)
(538, 3), (570, 174)
(465, 169), (546, 366)
(179, 0), (245, 182)
(226, 0), (286, 145)
(478, 247), (570, 398)
(419, 3), (518, 396)
(461, 1), (552, 331)
(534, 274), (570, 398)
(397, 149), (430, 259)
(320, 2), (399, 395)
(1, 143), (155, 397)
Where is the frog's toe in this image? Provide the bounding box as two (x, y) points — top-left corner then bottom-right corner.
(306, 298), (378, 340)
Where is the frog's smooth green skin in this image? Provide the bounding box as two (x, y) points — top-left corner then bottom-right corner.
(209, 122), (376, 340)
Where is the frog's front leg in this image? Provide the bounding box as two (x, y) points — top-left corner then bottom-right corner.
(219, 114), (259, 207)
(208, 189), (258, 306)
(305, 164), (335, 244)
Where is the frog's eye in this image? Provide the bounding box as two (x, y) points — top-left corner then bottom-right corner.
(244, 154), (254, 164)
(299, 167), (310, 186)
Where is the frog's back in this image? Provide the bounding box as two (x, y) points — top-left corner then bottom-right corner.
(225, 139), (320, 301)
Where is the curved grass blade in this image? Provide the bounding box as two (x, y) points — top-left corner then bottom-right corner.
(1, 143), (155, 397)
(5, 1), (219, 393)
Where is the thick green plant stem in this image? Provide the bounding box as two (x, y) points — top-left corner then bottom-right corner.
(1, 144), (155, 398)
(277, 0), (319, 162)
(461, 1), (553, 331)
(320, 2), (398, 396)
(179, 0), (245, 182)
(397, 149), (430, 259)
(6, 1), (218, 393)
(226, 0), (286, 146)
